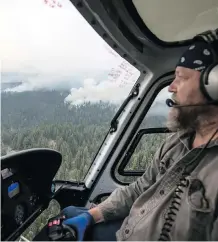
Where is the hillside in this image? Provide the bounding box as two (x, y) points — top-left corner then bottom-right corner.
(1, 90), (167, 181)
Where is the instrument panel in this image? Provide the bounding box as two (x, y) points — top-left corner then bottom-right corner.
(1, 168), (40, 240)
(1, 148), (62, 241)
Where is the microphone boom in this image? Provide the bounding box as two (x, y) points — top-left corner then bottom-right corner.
(165, 99), (217, 107)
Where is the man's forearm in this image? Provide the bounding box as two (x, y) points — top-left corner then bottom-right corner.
(88, 206), (104, 223)
(87, 143), (163, 223)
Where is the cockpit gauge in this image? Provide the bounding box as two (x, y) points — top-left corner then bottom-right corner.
(14, 204), (25, 225)
(29, 194), (38, 207)
(8, 182), (20, 198)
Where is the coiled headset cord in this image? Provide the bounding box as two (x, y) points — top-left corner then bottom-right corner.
(158, 128), (218, 241)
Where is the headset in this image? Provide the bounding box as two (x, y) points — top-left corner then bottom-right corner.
(166, 28), (218, 108)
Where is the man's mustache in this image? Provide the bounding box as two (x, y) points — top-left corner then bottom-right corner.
(171, 94), (179, 105)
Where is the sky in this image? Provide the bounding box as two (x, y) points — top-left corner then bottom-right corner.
(0, 0), (120, 73)
(0, 0), (170, 104)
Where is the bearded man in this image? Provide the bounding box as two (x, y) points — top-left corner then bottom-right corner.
(44, 40), (218, 241)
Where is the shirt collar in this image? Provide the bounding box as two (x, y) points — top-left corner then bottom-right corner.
(178, 130), (218, 150)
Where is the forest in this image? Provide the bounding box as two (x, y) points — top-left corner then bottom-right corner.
(1, 90), (167, 240)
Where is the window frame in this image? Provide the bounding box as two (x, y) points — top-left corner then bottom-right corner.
(117, 127), (171, 177)
(110, 79), (173, 182)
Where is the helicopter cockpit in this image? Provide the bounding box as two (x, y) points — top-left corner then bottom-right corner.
(1, 0), (218, 241)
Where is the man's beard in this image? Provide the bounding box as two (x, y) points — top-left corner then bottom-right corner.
(166, 105), (214, 132)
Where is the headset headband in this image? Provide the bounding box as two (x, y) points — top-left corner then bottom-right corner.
(194, 28), (218, 61)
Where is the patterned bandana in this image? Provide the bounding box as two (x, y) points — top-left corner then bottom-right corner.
(176, 41), (215, 72)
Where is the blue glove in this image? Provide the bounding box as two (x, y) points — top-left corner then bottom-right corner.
(63, 212), (94, 241)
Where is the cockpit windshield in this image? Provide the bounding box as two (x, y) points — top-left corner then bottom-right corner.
(0, 0), (140, 182)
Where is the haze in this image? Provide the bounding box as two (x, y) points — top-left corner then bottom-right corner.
(0, 0), (169, 105)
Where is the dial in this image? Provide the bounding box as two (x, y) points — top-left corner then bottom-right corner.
(29, 194), (38, 207)
(14, 204), (25, 225)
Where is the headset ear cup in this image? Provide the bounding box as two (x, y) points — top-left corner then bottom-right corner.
(200, 62), (218, 102)
(200, 67), (213, 101)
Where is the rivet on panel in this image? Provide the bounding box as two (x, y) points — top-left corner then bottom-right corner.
(77, 2), (83, 8)
(91, 19), (96, 25)
(102, 33), (108, 39)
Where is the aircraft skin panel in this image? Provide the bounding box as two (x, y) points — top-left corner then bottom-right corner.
(133, 0), (218, 42)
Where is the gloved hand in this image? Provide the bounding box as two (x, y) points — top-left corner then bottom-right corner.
(63, 212), (94, 241)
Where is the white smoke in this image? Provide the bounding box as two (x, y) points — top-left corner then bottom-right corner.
(65, 79), (129, 105)
(2, 71), (106, 92)
(3, 74), (64, 92)
(64, 60), (140, 105)
(4, 54), (141, 106)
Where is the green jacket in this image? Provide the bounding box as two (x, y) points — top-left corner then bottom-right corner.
(98, 131), (218, 240)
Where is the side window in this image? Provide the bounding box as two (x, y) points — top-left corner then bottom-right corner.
(124, 133), (169, 171)
(142, 86), (170, 128)
(115, 86), (171, 183)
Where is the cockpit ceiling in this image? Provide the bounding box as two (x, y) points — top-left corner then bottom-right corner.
(132, 0), (218, 42)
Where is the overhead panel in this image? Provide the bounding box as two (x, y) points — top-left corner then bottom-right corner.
(132, 0), (218, 42)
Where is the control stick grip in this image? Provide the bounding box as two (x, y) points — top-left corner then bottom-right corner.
(47, 215), (77, 241)
(62, 224), (77, 241)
